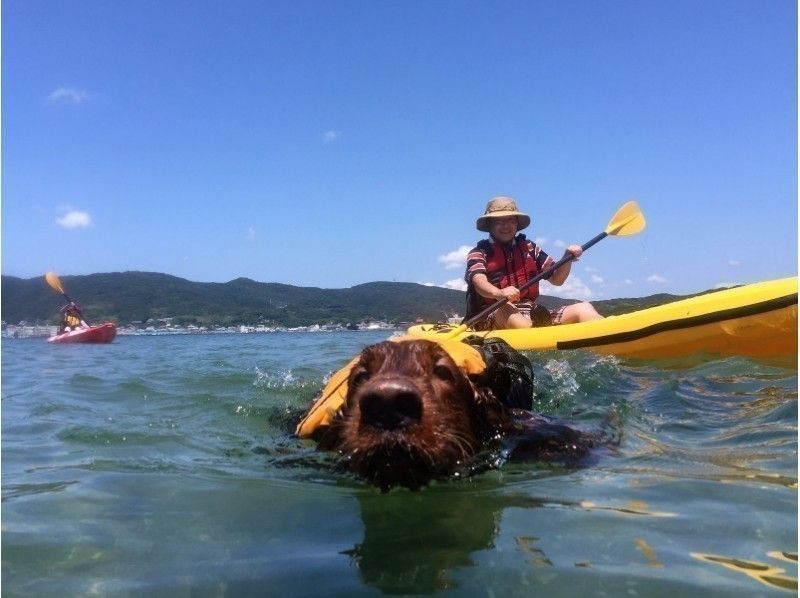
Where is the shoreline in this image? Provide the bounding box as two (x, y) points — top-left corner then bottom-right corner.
(1, 322), (404, 339)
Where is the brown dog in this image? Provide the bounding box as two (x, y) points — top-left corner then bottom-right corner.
(315, 339), (600, 491)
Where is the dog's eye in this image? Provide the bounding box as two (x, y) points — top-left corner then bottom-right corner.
(351, 368), (371, 389)
(433, 363), (455, 383)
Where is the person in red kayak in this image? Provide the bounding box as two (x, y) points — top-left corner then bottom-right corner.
(465, 196), (604, 329)
(59, 301), (89, 334)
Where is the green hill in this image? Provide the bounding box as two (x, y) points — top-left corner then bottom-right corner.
(1, 271), (695, 328)
(1, 272), (469, 327)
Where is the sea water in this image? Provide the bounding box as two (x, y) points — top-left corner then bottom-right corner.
(2, 332), (797, 596)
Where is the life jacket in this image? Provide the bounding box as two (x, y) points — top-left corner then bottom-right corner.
(295, 336), (533, 438)
(65, 313), (81, 328)
(479, 234), (544, 305)
(464, 336), (533, 410)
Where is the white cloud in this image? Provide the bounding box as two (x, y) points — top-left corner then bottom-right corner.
(47, 87), (90, 105)
(420, 279), (468, 291)
(647, 274), (667, 283)
(590, 274), (604, 284)
(438, 245), (471, 270)
(322, 130), (341, 142)
(624, 278), (633, 285)
(441, 278), (468, 291)
(245, 226), (256, 240)
(728, 260), (741, 267)
(584, 266), (597, 273)
(541, 276), (593, 300)
(553, 239), (567, 249)
(56, 210), (93, 229)
(533, 236), (548, 246)
(715, 282), (738, 289)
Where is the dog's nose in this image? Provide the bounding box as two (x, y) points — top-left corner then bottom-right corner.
(359, 380), (423, 430)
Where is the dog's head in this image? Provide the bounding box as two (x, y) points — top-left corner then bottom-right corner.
(317, 339), (510, 490)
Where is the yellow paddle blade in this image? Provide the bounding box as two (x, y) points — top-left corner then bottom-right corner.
(444, 322), (469, 340)
(45, 271), (65, 294)
(605, 200), (645, 236)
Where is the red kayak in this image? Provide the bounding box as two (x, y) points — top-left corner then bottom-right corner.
(48, 323), (117, 344)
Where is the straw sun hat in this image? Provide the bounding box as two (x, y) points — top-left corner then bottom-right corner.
(476, 196), (531, 232)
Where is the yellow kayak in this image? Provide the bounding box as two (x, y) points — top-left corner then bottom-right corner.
(407, 277), (798, 359)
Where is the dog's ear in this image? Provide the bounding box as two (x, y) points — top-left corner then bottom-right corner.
(314, 403), (350, 448)
(467, 374), (511, 438)
(315, 421), (339, 449)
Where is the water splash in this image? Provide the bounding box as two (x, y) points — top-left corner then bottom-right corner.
(252, 365), (319, 391)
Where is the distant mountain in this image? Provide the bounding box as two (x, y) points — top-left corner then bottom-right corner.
(1, 271), (695, 327)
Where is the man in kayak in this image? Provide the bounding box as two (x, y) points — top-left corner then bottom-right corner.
(465, 196), (603, 329)
(59, 301), (89, 334)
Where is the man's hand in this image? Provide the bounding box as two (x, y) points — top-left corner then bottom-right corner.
(564, 244), (583, 261)
(497, 286), (520, 302)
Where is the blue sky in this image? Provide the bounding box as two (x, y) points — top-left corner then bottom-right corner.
(3, 0), (796, 300)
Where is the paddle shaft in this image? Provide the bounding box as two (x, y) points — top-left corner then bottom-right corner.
(463, 231), (608, 329)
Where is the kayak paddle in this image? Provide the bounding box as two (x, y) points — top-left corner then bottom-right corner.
(447, 200), (646, 338)
(45, 271), (75, 303)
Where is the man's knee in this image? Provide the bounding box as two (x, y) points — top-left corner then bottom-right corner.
(560, 302), (602, 324)
(576, 301), (602, 321)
